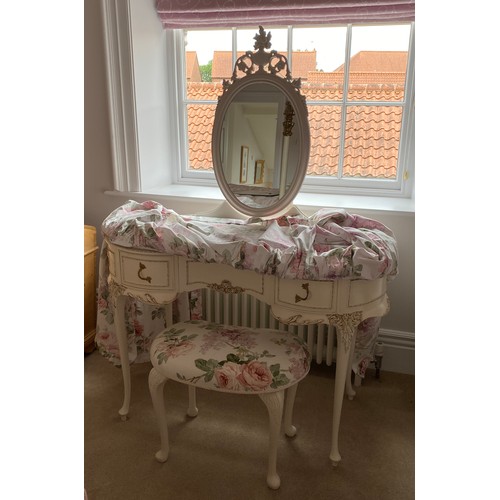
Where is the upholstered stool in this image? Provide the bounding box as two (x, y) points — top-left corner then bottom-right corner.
(148, 320), (311, 490)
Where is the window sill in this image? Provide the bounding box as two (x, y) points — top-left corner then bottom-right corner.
(105, 184), (415, 216)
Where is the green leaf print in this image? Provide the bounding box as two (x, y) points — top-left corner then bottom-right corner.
(152, 307), (166, 321)
(271, 373), (290, 389)
(172, 235), (184, 248)
(163, 327), (186, 337)
(195, 358), (220, 372)
(353, 264), (363, 276)
(195, 359), (209, 372)
(157, 352), (169, 365)
(270, 364), (281, 377)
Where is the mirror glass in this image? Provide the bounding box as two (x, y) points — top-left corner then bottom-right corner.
(212, 27), (310, 218)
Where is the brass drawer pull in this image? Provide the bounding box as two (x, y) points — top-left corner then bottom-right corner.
(137, 262), (152, 283)
(295, 283), (310, 303)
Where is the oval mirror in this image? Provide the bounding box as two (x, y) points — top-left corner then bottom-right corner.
(212, 27), (310, 218)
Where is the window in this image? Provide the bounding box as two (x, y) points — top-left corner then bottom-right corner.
(180, 23), (414, 198)
(102, 1), (414, 203)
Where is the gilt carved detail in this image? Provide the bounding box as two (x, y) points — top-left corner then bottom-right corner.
(274, 314), (323, 326)
(220, 26), (304, 100)
(108, 279), (164, 305)
(208, 280), (245, 294)
(327, 312), (363, 353)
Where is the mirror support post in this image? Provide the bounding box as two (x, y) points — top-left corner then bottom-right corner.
(279, 101), (295, 199)
(279, 136), (289, 199)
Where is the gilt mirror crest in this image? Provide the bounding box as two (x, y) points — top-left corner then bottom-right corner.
(212, 26), (310, 218)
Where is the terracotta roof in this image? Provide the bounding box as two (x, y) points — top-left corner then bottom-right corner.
(289, 51), (317, 80)
(335, 51), (407, 73)
(308, 71), (406, 86)
(211, 51), (235, 81)
(187, 100), (215, 170)
(303, 81), (405, 102)
(185, 51), (202, 82)
(305, 89), (402, 178)
(187, 51), (407, 178)
(186, 81), (220, 100)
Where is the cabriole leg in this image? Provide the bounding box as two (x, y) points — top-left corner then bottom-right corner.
(148, 368), (169, 463)
(329, 312), (361, 466)
(345, 328), (358, 401)
(284, 383), (299, 437)
(258, 391), (285, 490)
(114, 294), (131, 420)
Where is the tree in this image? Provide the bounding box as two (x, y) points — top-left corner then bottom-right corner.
(200, 60), (212, 82)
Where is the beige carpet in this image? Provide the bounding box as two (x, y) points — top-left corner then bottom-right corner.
(85, 350), (414, 500)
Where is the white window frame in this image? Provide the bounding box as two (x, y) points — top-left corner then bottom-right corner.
(101, 0), (414, 202)
(177, 24), (415, 199)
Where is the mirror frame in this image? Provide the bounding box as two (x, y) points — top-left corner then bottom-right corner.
(211, 27), (310, 218)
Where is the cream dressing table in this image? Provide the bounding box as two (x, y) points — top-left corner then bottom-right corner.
(101, 27), (394, 466)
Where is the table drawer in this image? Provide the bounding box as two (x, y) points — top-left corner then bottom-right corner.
(276, 279), (334, 310)
(120, 254), (175, 290)
(346, 277), (386, 308)
(184, 261), (264, 295)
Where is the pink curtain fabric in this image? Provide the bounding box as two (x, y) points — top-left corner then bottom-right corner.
(156, 0), (415, 29)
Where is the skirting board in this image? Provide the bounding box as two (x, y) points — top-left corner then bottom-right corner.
(376, 328), (415, 375)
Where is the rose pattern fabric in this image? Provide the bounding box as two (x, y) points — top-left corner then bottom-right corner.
(101, 200), (398, 282)
(354, 316), (382, 378)
(96, 200), (396, 376)
(151, 321), (311, 393)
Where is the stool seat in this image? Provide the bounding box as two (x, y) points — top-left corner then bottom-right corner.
(150, 320), (310, 394)
(148, 320), (311, 490)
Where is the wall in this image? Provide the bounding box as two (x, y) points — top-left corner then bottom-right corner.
(84, 0), (414, 374)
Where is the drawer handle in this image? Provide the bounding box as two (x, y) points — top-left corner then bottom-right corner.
(295, 283), (310, 303)
(137, 262), (152, 283)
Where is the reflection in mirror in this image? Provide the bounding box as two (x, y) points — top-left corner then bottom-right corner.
(212, 26), (310, 217)
(221, 86), (298, 205)
(224, 95), (300, 209)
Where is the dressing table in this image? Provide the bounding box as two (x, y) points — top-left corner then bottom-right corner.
(98, 27), (396, 466)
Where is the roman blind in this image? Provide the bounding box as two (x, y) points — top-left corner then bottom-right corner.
(155, 0), (415, 29)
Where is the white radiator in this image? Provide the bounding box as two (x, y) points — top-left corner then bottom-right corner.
(200, 289), (338, 366)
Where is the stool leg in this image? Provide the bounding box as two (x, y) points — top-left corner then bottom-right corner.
(283, 383), (299, 437)
(258, 391), (284, 490)
(187, 386), (199, 417)
(148, 368), (169, 463)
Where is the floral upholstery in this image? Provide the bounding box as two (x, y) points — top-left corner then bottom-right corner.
(102, 200), (398, 282)
(151, 321), (312, 394)
(97, 199), (394, 376)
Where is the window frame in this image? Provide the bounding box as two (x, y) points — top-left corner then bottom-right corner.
(101, 0), (414, 202)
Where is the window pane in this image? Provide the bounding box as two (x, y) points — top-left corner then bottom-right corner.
(181, 24), (413, 190)
(306, 104), (341, 177)
(187, 103), (216, 172)
(348, 24), (410, 102)
(342, 105), (402, 179)
(293, 26), (347, 99)
(185, 29), (232, 91)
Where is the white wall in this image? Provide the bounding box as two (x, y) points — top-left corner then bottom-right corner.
(84, 0), (414, 373)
